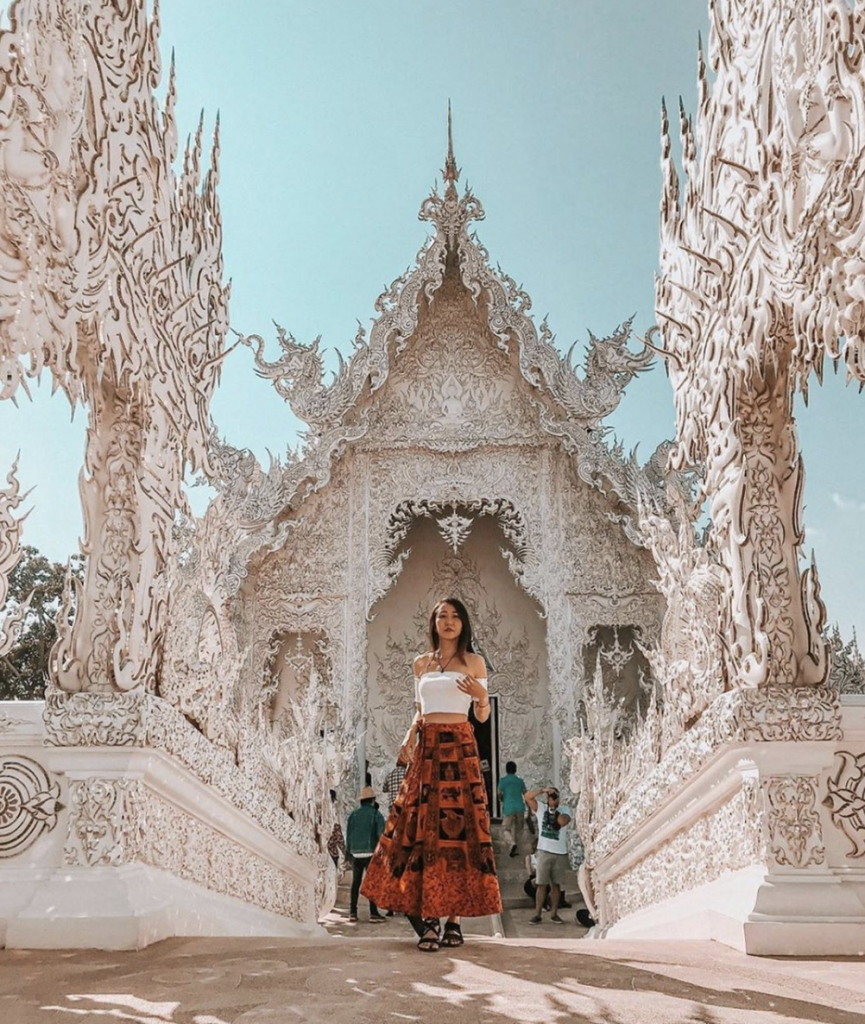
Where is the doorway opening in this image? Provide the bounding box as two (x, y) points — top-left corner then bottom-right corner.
(469, 692), (500, 821)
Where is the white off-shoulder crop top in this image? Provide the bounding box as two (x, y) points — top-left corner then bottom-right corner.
(414, 670), (488, 716)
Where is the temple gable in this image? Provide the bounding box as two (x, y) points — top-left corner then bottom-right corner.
(362, 268), (545, 450)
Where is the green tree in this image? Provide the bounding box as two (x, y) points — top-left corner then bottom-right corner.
(0, 546), (84, 700)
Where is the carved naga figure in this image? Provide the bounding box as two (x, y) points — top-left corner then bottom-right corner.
(654, 0), (865, 689)
(550, 318), (654, 426)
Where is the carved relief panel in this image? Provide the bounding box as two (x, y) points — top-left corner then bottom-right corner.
(561, 468), (657, 599)
(582, 626), (653, 717)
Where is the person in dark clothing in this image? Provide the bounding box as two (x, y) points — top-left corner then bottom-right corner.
(383, 760), (408, 811)
(346, 786), (386, 922)
(326, 790), (347, 868)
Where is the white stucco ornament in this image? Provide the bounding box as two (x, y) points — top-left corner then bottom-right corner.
(654, 0), (865, 689)
(0, 461), (31, 660)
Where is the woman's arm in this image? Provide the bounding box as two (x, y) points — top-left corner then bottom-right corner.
(524, 787), (549, 813)
(474, 685), (491, 723)
(457, 655), (491, 722)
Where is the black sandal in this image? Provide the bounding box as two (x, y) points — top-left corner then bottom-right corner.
(440, 921), (464, 947)
(417, 917), (440, 952)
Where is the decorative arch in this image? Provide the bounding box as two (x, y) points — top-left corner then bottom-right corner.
(374, 496), (544, 618)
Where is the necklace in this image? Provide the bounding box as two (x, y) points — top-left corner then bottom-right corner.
(435, 648), (458, 673)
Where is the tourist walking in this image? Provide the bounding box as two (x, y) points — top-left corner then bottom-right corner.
(383, 759), (408, 810)
(346, 786), (386, 923)
(361, 598), (502, 951)
(524, 786), (571, 925)
(498, 760), (527, 857)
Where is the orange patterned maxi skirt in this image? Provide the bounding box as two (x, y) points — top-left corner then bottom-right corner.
(361, 721), (502, 918)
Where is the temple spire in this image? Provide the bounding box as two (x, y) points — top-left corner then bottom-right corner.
(443, 100), (459, 195)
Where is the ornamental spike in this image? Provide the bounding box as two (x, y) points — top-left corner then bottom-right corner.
(443, 99), (460, 195)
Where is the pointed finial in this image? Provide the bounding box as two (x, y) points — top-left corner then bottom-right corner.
(443, 100), (459, 193)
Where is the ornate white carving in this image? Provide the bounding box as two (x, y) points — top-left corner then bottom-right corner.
(736, 685), (842, 743)
(259, 638), (355, 839)
(43, 688), (148, 747)
(655, 1), (865, 689)
(824, 751), (865, 859)
(64, 777), (141, 867)
(604, 782), (764, 925)
(577, 13), (865, 897)
(134, 786), (312, 921)
(0, 756), (62, 858)
(763, 775), (825, 869)
(145, 696), (318, 861)
(569, 683), (842, 868)
(0, 460), (32, 659)
(594, 627), (635, 679)
(43, 690), (319, 862)
(636, 495), (726, 750)
(0, 710), (29, 734)
(0, 1), (230, 695)
(827, 626), (865, 696)
(62, 775), (312, 920)
(246, 169), (651, 447)
(233, 125), (660, 544)
(384, 497), (532, 573)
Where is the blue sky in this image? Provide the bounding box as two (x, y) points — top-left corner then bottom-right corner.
(2, 0), (864, 641)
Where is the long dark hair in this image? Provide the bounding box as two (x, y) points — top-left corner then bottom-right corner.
(428, 598), (475, 657)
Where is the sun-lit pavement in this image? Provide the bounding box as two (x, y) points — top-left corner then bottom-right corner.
(3, 858), (863, 1022)
(3, 921), (865, 1024)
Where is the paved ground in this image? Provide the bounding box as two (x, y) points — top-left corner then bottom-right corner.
(3, 891), (865, 1024)
(2, 831), (863, 1023)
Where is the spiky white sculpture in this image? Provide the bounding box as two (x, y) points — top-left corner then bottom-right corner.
(0, 0), (230, 694)
(655, 0), (865, 688)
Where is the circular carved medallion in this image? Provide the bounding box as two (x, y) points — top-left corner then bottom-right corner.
(0, 756), (62, 858)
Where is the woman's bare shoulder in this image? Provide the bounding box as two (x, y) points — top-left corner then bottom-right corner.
(413, 652), (435, 676)
(466, 652), (487, 676)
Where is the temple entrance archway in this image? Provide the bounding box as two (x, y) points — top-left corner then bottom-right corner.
(365, 504), (549, 798)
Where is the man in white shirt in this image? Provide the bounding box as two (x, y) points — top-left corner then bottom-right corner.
(524, 786), (570, 924)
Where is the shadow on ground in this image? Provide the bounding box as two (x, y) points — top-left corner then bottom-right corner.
(2, 932), (863, 1024)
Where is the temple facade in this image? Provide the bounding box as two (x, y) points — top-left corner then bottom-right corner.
(239, 132), (667, 800)
(2, 0), (864, 956)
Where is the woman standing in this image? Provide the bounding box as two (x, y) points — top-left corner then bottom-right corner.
(361, 598), (502, 951)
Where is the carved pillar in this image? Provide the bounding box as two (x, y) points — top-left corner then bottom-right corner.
(0, 4), (325, 947)
(706, 363), (826, 689)
(52, 380), (165, 694)
(655, 2), (865, 694)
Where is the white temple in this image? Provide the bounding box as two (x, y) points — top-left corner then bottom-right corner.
(0, 0), (864, 957)
(231, 117), (666, 802)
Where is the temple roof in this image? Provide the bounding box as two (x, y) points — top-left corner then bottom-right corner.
(227, 114), (674, 537)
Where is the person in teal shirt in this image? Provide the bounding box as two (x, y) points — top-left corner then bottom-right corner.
(497, 761), (527, 857)
(346, 786), (386, 923)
